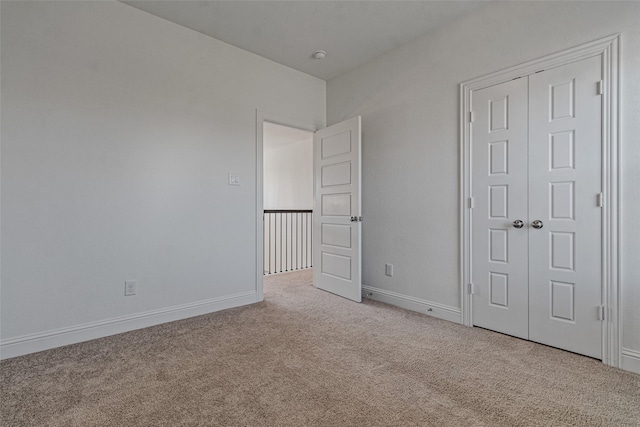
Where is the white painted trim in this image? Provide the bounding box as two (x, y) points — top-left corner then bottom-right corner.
(620, 348), (640, 375)
(460, 35), (621, 368)
(255, 110), (320, 301)
(362, 285), (462, 324)
(603, 35), (621, 369)
(459, 81), (472, 327)
(0, 291), (258, 360)
(460, 34), (619, 91)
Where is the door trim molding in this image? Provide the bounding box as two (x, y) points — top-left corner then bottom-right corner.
(256, 111), (319, 301)
(459, 34), (621, 367)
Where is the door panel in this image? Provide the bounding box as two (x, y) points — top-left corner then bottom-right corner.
(528, 56), (602, 358)
(471, 78), (529, 339)
(313, 116), (362, 302)
(471, 56), (603, 358)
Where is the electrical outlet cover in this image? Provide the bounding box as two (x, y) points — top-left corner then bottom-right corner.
(125, 280), (137, 296)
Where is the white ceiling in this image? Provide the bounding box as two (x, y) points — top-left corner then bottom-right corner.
(121, 1), (487, 80)
(263, 122), (313, 151)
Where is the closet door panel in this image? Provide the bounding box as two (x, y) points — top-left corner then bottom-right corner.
(528, 55), (603, 359)
(471, 78), (529, 339)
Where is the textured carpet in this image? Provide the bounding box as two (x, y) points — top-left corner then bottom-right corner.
(1, 269), (639, 426)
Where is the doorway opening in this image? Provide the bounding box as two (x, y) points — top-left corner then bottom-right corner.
(262, 121), (314, 276)
(256, 112), (362, 303)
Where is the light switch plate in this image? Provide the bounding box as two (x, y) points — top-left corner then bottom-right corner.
(228, 173), (240, 186)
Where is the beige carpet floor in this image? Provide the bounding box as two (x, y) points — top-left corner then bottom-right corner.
(1, 269), (639, 426)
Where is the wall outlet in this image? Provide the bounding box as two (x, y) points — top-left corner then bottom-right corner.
(385, 263), (394, 277)
(124, 280), (137, 296)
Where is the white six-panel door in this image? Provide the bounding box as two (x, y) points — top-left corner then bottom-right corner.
(471, 57), (603, 358)
(528, 56), (603, 358)
(471, 78), (529, 339)
(313, 116), (362, 302)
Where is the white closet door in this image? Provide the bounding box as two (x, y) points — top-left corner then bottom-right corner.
(528, 56), (603, 358)
(471, 78), (529, 339)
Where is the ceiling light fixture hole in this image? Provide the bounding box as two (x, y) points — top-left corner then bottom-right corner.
(312, 50), (327, 60)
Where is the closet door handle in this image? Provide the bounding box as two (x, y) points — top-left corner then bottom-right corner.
(532, 220), (544, 229)
(512, 220), (524, 229)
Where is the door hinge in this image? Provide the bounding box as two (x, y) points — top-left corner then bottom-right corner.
(597, 193), (604, 208)
(469, 111), (474, 123)
(598, 305), (606, 321)
(597, 80), (604, 95)
(468, 283), (474, 295)
(468, 197), (475, 209)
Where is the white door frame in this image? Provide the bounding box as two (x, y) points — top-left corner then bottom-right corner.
(459, 34), (620, 367)
(255, 110), (320, 301)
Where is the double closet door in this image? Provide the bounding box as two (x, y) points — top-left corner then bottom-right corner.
(471, 56), (603, 359)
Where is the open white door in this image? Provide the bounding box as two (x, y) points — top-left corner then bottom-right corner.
(313, 116), (362, 302)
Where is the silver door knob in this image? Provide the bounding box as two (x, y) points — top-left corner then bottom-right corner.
(512, 220), (524, 229)
(350, 216), (358, 222)
(532, 220), (544, 229)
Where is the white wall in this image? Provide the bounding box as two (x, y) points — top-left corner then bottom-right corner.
(264, 139), (313, 210)
(327, 1), (640, 365)
(0, 1), (325, 357)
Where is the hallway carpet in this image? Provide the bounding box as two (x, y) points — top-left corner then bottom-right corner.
(1, 270), (639, 426)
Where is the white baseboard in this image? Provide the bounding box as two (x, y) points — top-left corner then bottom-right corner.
(361, 286), (640, 375)
(0, 291), (258, 360)
(621, 348), (640, 375)
(362, 285), (462, 324)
